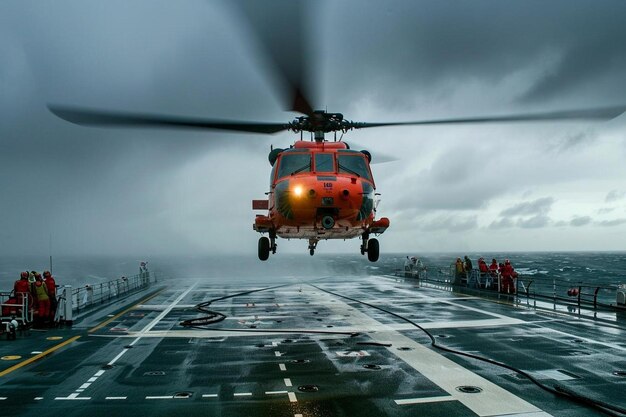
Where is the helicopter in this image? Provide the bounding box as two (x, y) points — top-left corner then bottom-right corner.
(47, 2), (625, 262)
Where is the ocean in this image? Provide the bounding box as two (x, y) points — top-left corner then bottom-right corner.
(2, 252), (625, 291)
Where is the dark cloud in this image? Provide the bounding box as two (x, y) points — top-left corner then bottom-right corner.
(597, 219), (626, 227)
(598, 207), (616, 214)
(605, 190), (626, 203)
(500, 197), (554, 217)
(517, 214), (552, 229)
(570, 216), (592, 227)
(488, 218), (514, 230)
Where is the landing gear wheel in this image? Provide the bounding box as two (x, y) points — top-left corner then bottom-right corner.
(310, 249), (315, 256)
(367, 238), (379, 262)
(258, 237), (270, 261)
(308, 239), (318, 256)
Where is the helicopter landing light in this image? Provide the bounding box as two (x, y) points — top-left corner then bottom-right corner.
(293, 185), (303, 197)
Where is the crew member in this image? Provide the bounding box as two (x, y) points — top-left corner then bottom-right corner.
(31, 275), (50, 327)
(13, 272), (32, 311)
(454, 258), (465, 285)
(43, 271), (57, 321)
(501, 259), (516, 294)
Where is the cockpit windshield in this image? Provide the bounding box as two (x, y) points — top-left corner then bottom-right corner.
(277, 153), (311, 178)
(338, 154), (371, 180)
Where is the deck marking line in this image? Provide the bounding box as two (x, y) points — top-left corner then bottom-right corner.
(87, 377), (98, 383)
(284, 378), (292, 387)
(105, 397), (127, 400)
(279, 363), (286, 371)
(88, 289), (165, 333)
(233, 392), (253, 397)
(0, 397), (6, 400)
(0, 335), (81, 378)
(76, 389), (84, 393)
(146, 396), (173, 399)
(288, 392), (297, 403)
(309, 285), (549, 417)
(395, 395), (455, 405)
(266, 390), (288, 395)
(79, 383), (91, 390)
(202, 394), (218, 398)
(139, 283), (198, 334)
(272, 342), (278, 346)
(34, 397), (43, 400)
(274, 351), (282, 357)
(94, 370), (105, 377)
(107, 348), (129, 366)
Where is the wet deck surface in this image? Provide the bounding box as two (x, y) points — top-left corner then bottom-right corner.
(1, 275), (626, 416)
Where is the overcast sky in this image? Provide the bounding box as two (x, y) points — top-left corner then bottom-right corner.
(1, 0), (626, 257)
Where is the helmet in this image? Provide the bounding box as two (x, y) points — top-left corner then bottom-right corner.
(43, 271), (51, 277)
(505, 259), (510, 264)
(20, 271), (28, 279)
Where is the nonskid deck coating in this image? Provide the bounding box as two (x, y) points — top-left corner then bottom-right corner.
(0, 275), (625, 417)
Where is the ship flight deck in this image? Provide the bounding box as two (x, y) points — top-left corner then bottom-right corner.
(1, 275), (625, 417)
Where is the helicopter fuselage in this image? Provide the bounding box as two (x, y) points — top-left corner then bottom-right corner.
(253, 140), (389, 260)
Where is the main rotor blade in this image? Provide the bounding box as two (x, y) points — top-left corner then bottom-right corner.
(233, 0), (315, 116)
(48, 105), (289, 134)
(351, 105), (626, 129)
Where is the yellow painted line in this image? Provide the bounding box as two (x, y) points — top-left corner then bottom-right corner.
(88, 289), (165, 333)
(0, 335), (81, 377)
(1, 356), (22, 361)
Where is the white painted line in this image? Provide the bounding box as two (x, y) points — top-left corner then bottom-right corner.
(146, 396), (173, 399)
(105, 397), (127, 400)
(284, 378), (292, 387)
(308, 286), (549, 417)
(265, 390), (288, 395)
(395, 396), (455, 405)
(55, 396), (91, 400)
(76, 389), (84, 393)
(288, 392), (297, 403)
(79, 383), (91, 390)
(139, 283), (198, 334)
(87, 377), (98, 383)
(202, 394), (218, 398)
(233, 393), (253, 397)
(107, 349), (129, 366)
(0, 397), (7, 400)
(34, 397), (43, 400)
(279, 363), (287, 371)
(274, 351), (282, 357)
(271, 341), (278, 347)
(94, 370), (105, 377)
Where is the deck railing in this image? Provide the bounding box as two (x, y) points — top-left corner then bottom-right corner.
(72, 271), (155, 313)
(394, 265), (624, 311)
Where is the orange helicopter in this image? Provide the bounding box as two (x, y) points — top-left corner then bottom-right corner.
(252, 121), (390, 261)
(47, 2), (625, 261)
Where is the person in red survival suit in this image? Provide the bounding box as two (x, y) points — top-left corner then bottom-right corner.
(43, 271), (57, 321)
(501, 259), (516, 294)
(31, 275), (50, 327)
(13, 272), (33, 310)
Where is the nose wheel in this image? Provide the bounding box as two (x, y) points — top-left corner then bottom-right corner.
(308, 239), (318, 256)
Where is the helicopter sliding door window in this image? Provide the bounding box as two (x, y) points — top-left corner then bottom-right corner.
(277, 153), (311, 178)
(314, 153), (335, 173)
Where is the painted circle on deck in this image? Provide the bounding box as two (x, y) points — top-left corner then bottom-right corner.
(46, 336), (63, 341)
(1, 355), (22, 361)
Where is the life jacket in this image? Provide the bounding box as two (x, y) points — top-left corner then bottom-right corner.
(489, 262), (498, 271)
(14, 279), (30, 295)
(455, 260), (464, 273)
(45, 276), (57, 296)
(479, 261), (489, 273)
(502, 264), (514, 278)
(33, 281), (49, 301)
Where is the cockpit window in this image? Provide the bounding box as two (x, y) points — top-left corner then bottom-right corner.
(314, 153), (334, 173)
(338, 154), (371, 180)
(277, 153), (311, 178)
